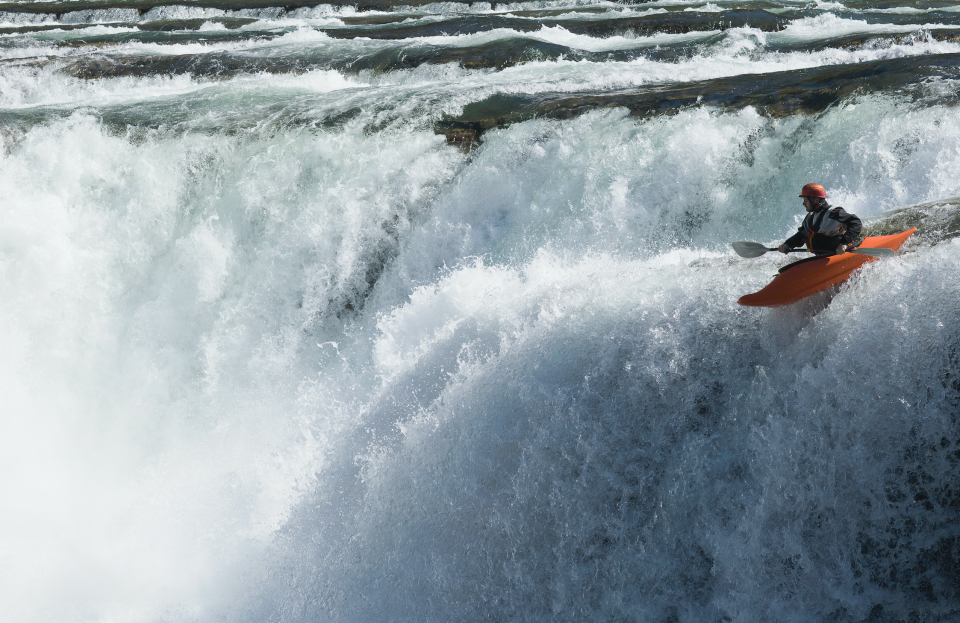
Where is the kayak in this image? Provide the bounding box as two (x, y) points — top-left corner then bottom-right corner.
(738, 228), (916, 307)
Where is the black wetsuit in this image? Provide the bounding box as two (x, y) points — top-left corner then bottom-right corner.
(784, 203), (862, 255)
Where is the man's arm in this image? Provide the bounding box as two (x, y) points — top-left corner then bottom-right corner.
(834, 208), (862, 245)
(779, 229), (807, 253)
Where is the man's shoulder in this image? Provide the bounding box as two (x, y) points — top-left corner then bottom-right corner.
(829, 205), (858, 218)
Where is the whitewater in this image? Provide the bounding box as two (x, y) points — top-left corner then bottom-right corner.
(1, 1), (959, 621)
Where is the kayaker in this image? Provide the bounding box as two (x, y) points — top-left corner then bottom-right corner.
(778, 183), (862, 256)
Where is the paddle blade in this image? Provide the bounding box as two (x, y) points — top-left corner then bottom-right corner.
(732, 241), (773, 258)
(851, 247), (895, 258)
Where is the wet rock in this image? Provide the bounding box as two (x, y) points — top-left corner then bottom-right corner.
(0, 1), (467, 17)
(557, 9), (786, 38)
(435, 52), (960, 147)
(136, 17), (256, 31)
(814, 28), (960, 53)
(64, 52), (291, 79)
(322, 9), (787, 41)
(343, 38), (580, 73)
(864, 197), (960, 246)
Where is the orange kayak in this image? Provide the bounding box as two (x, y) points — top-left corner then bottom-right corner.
(738, 228), (916, 307)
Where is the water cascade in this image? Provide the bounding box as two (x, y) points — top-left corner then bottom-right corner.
(2, 1), (959, 621)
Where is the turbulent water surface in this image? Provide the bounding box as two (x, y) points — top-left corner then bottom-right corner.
(3, 0), (960, 621)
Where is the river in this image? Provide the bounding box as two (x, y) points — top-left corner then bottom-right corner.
(2, 1), (959, 621)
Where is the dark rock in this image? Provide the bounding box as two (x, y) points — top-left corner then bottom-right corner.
(434, 52), (960, 146)
(863, 197), (960, 246)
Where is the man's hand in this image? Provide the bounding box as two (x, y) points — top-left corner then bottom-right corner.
(778, 244), (790, 254)
(836, 244), (847, 255)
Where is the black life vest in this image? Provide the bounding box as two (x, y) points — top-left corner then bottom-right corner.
(805, 207), (846, 253)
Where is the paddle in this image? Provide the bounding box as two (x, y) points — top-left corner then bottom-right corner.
(732, 241), (895, 259)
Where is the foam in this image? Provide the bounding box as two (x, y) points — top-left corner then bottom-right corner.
(5, 86), (960, 623)
(59, 8), (140, 25)
(0, 111), (466, 622)
(684, 3), (725, 13)
(250, 230), (960, 622)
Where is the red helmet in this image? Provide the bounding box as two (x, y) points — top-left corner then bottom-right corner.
(799, 183), (827, 198)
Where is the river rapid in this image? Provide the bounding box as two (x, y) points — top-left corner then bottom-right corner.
(2, 1), (960, 621)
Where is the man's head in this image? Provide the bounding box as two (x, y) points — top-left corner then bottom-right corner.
(799, 183), (827, 212)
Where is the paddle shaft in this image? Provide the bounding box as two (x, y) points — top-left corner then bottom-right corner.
(732, 240), (897, 259)
(785, 247), (892, 258)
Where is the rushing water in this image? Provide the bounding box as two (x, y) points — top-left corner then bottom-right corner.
(2, 1), (960, 621)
